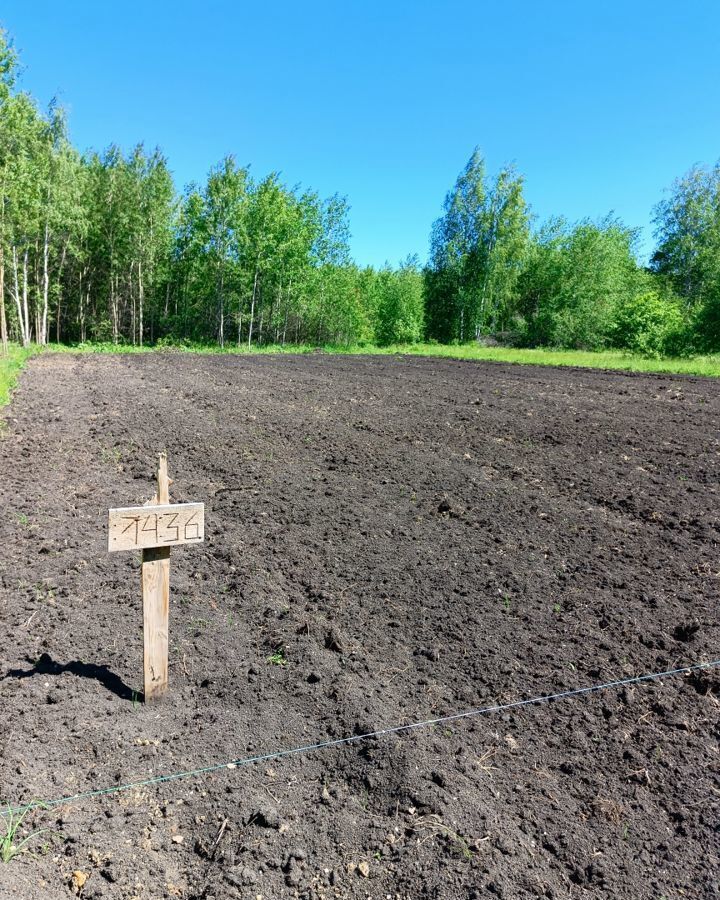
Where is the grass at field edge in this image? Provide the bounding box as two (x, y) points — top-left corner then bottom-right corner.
(0, 346), (36, 409)
(2, 342), (720, 401)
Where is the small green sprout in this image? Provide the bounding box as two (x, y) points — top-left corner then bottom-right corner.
(1, 805), (53, 863)
(267, 647), (287, 666)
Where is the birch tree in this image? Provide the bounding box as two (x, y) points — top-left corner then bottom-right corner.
(652, 163), (720, 349)
(427, 149), (529, 341)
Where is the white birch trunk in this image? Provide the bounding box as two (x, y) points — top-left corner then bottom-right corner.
(138, 259), (144, 347)
(248, 267), (259, 348)
(0, 246), (7, 355)
(40, 221), (50, 345)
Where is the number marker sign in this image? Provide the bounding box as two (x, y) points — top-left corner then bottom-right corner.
(108, 503), (204, 552)
(108, 453), (204, 702)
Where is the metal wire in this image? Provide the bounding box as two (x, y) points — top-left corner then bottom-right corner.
(2, 658), (717, 819)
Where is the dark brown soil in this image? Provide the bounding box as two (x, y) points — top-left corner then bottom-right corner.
(0, 352), (719, 900)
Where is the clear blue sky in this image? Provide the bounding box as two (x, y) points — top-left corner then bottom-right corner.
(2, 1), (719, 267)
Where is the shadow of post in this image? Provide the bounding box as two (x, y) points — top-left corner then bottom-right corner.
(2, 653), (139, 701)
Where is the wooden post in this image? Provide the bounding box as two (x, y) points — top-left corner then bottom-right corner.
(142, 453), (171, 702)
(107, 453), (204, 702)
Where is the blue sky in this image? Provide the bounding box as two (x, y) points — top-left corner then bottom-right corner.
(2, 1), (719, 267)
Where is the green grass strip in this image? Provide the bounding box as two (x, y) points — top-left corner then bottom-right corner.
(366, 343), (720, 377)
(0, 345), (37, 409)
(44, 340), (720, 377)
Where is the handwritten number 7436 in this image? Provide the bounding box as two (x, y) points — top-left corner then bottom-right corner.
(118, 510), (200, 546)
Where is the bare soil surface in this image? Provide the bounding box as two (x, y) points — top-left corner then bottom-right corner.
(0, 352), (718, 900)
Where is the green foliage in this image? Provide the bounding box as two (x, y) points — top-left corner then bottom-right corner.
(426, 149), (530, 341)
(517, 217), (642, 349)
(692, 289), (720, 351)
(610, 288), (685, 357)
(167, 165), (366, 346)
(0, 29), (18, 103)
(373, 259), (425, 345)
(652, 162), (720, 350)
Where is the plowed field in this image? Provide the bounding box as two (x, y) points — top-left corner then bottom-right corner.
(0, 352), (718, 899)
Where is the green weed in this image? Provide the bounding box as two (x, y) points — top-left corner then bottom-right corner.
(267, 647), (287, 666)
(34, 585), (54, 603)
(188, 617), (210, 634)
(412, 815), (474, 860)
(100, 447), (123, 465)
(0, 805), (52, 863)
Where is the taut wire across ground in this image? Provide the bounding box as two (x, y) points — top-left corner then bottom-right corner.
(2, 658), (718, 819)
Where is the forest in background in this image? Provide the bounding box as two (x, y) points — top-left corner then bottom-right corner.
(1, 29), (719, 357)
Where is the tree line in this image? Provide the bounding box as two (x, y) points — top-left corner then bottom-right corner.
(1, 29), (718, 356)
(427, 149), (720, 355)
(0, 32), (423, 353)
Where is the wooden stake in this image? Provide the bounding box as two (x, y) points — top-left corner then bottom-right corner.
(108, 452), (203, 703)
(142, 452), (171, 701)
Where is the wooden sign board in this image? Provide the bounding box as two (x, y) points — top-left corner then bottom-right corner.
(108, 502), (204, 553)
